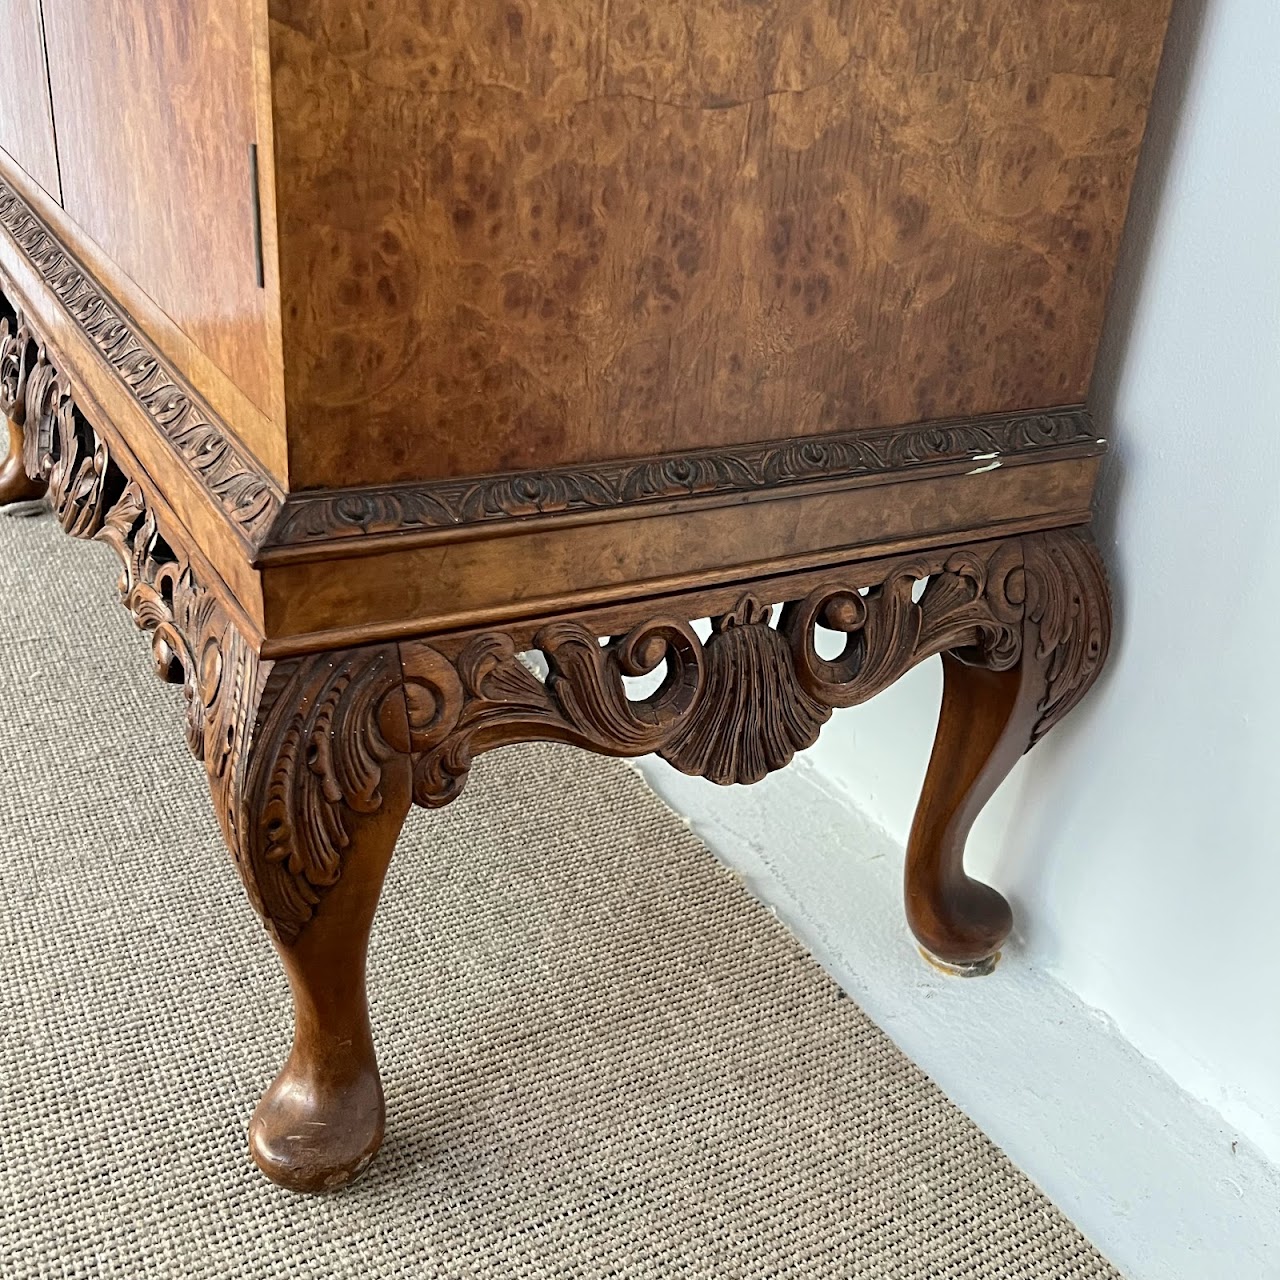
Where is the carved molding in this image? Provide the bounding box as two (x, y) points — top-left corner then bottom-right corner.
(267, 406), (1100, 546)
(0, 180), (282, 540)
(0, 213), (1098, 554)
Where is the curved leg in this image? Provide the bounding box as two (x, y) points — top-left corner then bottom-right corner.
(905, 528), (1112, 974)
(198, 640), (416, 1194)
(149, 572), (418, 1191)
(5, 349), (416, 1190)
(905, 652), (1041, 974)
(249, 766), (410, 1192)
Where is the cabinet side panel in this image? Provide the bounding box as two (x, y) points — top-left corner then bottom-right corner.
(272, 0), (1171, 489)
(0, 0), (61, 201)
(41, 0), (286, 428)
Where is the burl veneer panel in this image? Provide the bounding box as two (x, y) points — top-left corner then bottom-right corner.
(270, 0), (1170, 490)
(0, 0), (61, 202)
(41, 0), (285, 425)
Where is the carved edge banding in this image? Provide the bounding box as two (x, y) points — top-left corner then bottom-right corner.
(0, 183), (283, 538)
(0, 184), (1100, 553)
(267, 406), (1101, 546)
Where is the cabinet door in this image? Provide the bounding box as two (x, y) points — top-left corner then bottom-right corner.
(40, 0), (283, 421)
(0, 0), (61, 201)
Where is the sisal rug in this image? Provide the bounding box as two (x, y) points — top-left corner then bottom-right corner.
(0, 511), (1119, 1279)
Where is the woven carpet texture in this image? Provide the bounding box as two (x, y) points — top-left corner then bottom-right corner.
(0, 511), (1120, 1278)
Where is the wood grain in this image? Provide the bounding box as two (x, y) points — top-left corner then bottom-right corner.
(0, 0), (61, 201)
(41, 0), (285, 424)
(270, 0), (1172, 489)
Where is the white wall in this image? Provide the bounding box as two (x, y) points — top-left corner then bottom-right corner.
(802, 0), (1280, 1163)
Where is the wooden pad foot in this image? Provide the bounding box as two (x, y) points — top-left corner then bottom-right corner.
(250, 1036), (385, 1193)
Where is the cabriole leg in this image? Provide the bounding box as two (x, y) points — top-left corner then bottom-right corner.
(191, 638), (417, 1193)
(905, 528), (1112, 975)
(151, 581), (418, 1191)
(905, 652), (1039, 974)
(249, 767), (410, 1192)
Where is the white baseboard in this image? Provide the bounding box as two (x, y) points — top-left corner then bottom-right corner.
(633, 755), (1280, 1280)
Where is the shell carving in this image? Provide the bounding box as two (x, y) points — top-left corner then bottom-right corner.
(660, 599), (830, 786)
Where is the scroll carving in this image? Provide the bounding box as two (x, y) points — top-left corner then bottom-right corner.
(1021, 530), (1112, 746)
(400, 529), (1107, 801)
(0, 297), (31, 420)
(124, 541), (407, 943)
(8, 336), (406, 944)
(405, 617), (706, 805)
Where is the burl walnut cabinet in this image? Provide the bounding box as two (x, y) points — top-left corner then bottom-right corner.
(0, 1), (1170, 1190)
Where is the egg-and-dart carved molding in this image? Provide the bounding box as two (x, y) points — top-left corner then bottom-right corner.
(2, 178), (1099, 557)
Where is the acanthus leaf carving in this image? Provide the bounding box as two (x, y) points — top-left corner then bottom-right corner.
(0, 301), (31, 421)
(1021, 529), (1112, 746)
(233, 644), (406, 939)
(0, 325), (411, 943)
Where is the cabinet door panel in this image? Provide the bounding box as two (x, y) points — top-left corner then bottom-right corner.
(0, 0), (61, 200)
(41, 0), (283, 422)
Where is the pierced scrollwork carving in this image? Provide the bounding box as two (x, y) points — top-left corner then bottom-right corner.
(781, 543), (1026, 710)
(0, 298), (32, 421)
(406, 616), (707, 805)
(0, 295), (47, 506)
(2, 338), (410, 943)
(400, 530), (1109, 799)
